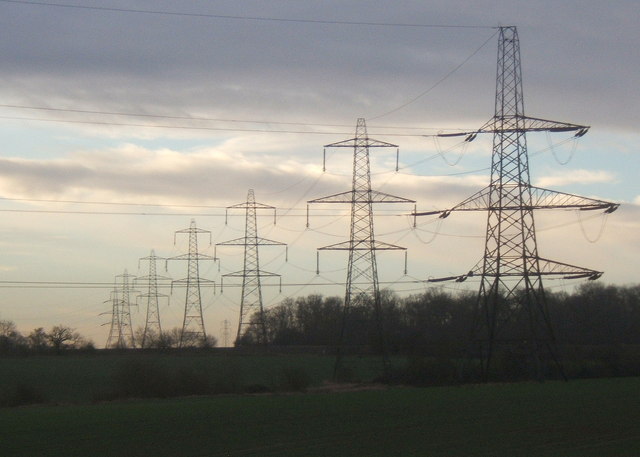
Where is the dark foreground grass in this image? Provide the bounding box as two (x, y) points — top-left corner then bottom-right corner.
(1, 377), (639, 457)
(0, 351), (348, 404)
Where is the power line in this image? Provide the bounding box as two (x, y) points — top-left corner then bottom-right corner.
(0, 195), (227, 209)
(0, 208), (412, 217)
(0, 114), (356, 136)
(369, 29), (499, 120)
(0, 114), (441, 137)
(0, 104), (452, 132)
(0, 278), (429, 289)
(0, 1), (495, 29)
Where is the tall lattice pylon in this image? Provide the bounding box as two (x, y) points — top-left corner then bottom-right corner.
(308, 118), (415, 377)
(216, 189), (286, 345)
(105, 270), (137, 348)
(136, 250), (170, 348)
(415, 26), (618, 381)
(167, 219), (216, 347)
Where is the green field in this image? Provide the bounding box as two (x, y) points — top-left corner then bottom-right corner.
(0, 351), (385, 404)
(1, 377), (639, 456)
(1, 353), (640, 456)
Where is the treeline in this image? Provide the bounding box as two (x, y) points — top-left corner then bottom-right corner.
(0, 322), (94, 354)
(0, 323), (220, 354)
(244, 283), (640, 348)
(241, 282), (640, 378)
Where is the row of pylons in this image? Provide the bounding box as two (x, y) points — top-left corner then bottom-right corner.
(107, 27), (619, 382)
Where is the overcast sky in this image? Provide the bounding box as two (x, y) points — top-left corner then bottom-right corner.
(0, 0), (637, 345)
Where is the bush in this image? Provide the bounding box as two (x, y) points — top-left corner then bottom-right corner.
(173, 367), (210, 396)
(379, 356), (457, 386)
(279, 366), (311, 392)
(211, 362), (244, 394)
(1, 382), (46, 407)
(98, 359), (213, 400)
(245, 384), (272, 394)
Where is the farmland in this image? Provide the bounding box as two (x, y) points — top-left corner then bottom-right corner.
(1, 352), (639, 456)
(1, 376), (639, 456)
(0, 350), (349, 404)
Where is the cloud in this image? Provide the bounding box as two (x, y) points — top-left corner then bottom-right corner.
(0, 141), (339, 206)
(534, 169), (616, 188)
(0, 1), (637, 130)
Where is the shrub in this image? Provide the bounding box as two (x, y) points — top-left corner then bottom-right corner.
(1, 382), (46, 407)
(379, 356), (457, 386)
(279, 366), (311, 392)
(99, 359), (217, 401)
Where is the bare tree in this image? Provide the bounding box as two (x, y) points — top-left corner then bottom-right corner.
(47, 325), (83, 352)
(28, 327), (49, 351)
(0, 319), (26, 351)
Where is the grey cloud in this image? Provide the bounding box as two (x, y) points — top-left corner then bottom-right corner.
(1, 1), (636, 129)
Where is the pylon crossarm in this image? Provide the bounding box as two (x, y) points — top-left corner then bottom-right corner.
(227, 201), (275, 210)
(137, 292), (169, 299)
(427, 274), (472, 283)
(172, 278), (216, 285)
(309, 189), (415, 204)
(513, 116), (589, 133)
(318, 240), (406, 251)
(135, 275), (171, 283)
(324, 138), (398, 149)
(427, 256), (602, 283)
(413, 186), (491, 218)
(223, 269), (280, 277)
(174, 227), (211, 234)
(413, 185), (618, 218)
(431, 116), (589, 140)
(528, 186), (619, 212)
(307, 190), (353, 204)
(167, 253), (217, 261)
(217, 237), (286, 246)
(536, 257), (603, 279)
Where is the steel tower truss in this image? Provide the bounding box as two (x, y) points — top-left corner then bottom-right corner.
(105, 270), (137, 348)
(216, 189), (286, 345)
(308, 118), (415, 375)
(136, 250), (170, 348)
(167, 219), (216, 347)
(415, 26), (618, 380)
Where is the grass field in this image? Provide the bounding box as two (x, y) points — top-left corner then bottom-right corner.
(0, 351), (387, 404)
(1, 377), (640, 456)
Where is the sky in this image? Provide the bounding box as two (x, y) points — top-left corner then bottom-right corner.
(0, 0), (637, 346)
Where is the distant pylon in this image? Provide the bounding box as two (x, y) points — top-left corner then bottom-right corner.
(308, 118), (415, 378)
(136, 250), (170, 348)
(415, 26), (618, 381)
(221, 319), (230, 347)
(105, 269), (137, 348)
(167, 219), (216, 347)
(216, 189), (286, 345)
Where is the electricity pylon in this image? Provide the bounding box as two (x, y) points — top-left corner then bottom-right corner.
(415, 26), (618, 381)
(216, 189), (286, 345)
(105, 270), (137, 348)
(221, 319), (230, 347)
(308, 118), (415, 378)
(167, 219), (216, 347)
(136, 250), (170, 348)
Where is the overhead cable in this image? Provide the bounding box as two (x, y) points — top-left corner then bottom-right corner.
(0, 1), (495, 29)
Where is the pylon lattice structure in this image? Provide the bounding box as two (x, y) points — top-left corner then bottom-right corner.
(216, 189), (286, 345)
(221, 319), (230, 347)
(308, 118), (415, 377)
(136, 250), (170, 348)
(105, 270), (137, 349)
(167, 219), (216, 347)
(415, 26), (619, 381)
